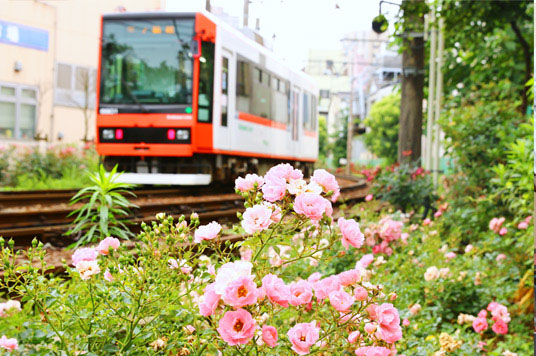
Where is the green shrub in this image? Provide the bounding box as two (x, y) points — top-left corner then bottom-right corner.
(372, 162), (436, 214)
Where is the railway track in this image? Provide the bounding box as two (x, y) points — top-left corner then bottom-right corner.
(0, 176), (368, 247)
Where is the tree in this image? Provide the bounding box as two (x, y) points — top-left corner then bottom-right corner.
(318, 115), (329, 164)
(363, 93), (400, 164)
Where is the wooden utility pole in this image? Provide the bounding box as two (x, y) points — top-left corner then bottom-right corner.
(346, 86), (354, 174)
(398, 0), (425, 164)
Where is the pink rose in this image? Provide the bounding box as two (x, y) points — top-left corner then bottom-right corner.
(487, 301), (500, 312)
(71, 247), (98, 266)
(235, 174), (264, 192)
(365, 194), (373, 202)
(262, 175), (287, 202)
(422, 218), (431, 226)
(241, 204), (273, 234)
(348, 330), (360, 343)
(287, 321), (320, 355)
(402, 318), (410, 327)
(496, 253), (506, 262)
(263, 202), (282, 223)
(0, 335), (18, 351)
(491, 317), (508, 335)
(377, 326), (402, 344)
(488, 303), (510, 322)
(355, 346), (391, 356)
(477, 310), (487, 318)
(354, 287), (368, 301)
(338, 217), (365, 250)
(445, 252), (456, 260)
(307, 272), (322, 283)
(472, 317), (488, 333)
(329, 290), (354, 312)
(97, 236), (120, 255)
(104, 269), (114, 282)
(401, 232), (409, 245)
(289, 280), (313, 306)
(262, 274), (291, 307)
(194, 221), (222, 243)
(517, 221), (529, 229)
(337, 269), (360, 286)
(356, 254), (374, 269)
(366, 304), (378, 320)
(240, 247), (253, 262)
(76, 260), (100, 280)
(379, 218), (403, 242)
(222, 276), (258, 308)
(364, 323), (377, 334)
(434, 210), (442, 218)
(294, 193), (332, 221)
(312, 276), (340, 300)
(311, 169), (340, 202)
(199, 283), (221, 317)
(217, 308), (256, 345)
(376, 303), (401, 343)
(262, 325), (278, 347)
(266, 163), (303, 182)
(499, 227), (507, 235)
(409, 303), (421, 316)
(311, 169), (339, 193)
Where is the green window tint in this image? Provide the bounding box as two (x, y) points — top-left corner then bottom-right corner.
(19, 104), (36, 139)
(0, 101), (15, 138)
(197, 41), (214, 123)
(100, 18), (195, 108)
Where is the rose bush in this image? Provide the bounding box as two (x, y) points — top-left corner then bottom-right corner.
(0, 164), (403, 355)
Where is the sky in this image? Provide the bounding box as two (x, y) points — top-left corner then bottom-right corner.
(165, 0), (401, 70)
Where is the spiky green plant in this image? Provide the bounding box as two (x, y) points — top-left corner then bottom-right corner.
(66, 164), (137, 247)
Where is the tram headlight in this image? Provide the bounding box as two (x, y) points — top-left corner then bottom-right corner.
(176, 129), (189, 141)
(102, 129), (114, 140)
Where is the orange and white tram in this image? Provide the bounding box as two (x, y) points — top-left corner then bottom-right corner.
(96, 11), (318, 185)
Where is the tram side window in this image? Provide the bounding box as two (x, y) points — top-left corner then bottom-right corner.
(310, 95), (317, 131)
(221, 57), (228, 127)
(302, 92), (310, 130)
(251, 68), (271, 118)
(236, 60), (250, 112)
(271, 76), (289, 124)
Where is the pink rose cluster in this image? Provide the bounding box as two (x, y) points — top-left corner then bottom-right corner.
(489, 217), (507, 235)
(200, 259), (402, 353)
(233, 164), (339, 225)
(472, 301), (510, 335)
(364, 217), (404, 256)
(71, 237), (121, 280)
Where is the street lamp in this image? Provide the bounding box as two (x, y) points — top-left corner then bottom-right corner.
(372, 1), (401, 34)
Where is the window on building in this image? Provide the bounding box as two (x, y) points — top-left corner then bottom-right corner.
(55, 62), (96, 108)
(319, 89), (330, 99)
(0, 83), (37, 140)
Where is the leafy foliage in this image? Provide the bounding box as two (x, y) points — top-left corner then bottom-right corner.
(363, 93), (400, 164)
(0, 144), (98, 190)
(66, 165), (137, 247)
(373, 162), (436, 214)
